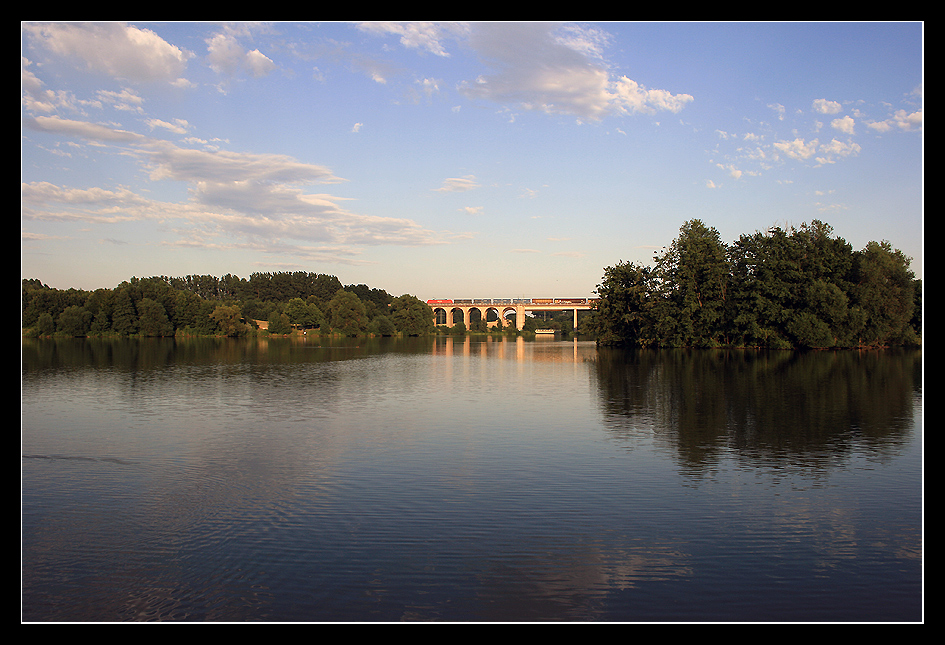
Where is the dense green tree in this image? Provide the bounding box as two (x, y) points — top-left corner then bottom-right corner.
(178, 274), (223, 300)
(137, 298), (174, 337)
(328, 290), (367, 336)
(649, 219), (729, 347)
(172, 290), (202, 331)
(239, 297), (271, 323)
(345, 283), (393, 309)
(210, 304), (248, 337)
(592, 260), (652, 346)
(248, 271), (343, 304)
(21, 271), (405, 338)
(726, 222), (859, 348)
(111, 288), (138, 335)
(84, 289), (115, 323)
(190, 300), (219, 335)
(851, 241), (917, 346)
(89, 308), (111, 334)
(267, 311), (292, 335)
(57, 305), (92, 337)
(35, 312), (55, 336)
(910, 278), (922, 338)
(369, 315), (397, 336)
(22, 284), (87, 327)
(284, 297), (324, 328)
(594, 219), (918, 349)
(219, 273), (248, 300)
(389, 294), (434, 335)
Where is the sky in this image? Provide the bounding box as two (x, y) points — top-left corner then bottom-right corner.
(21, 21), (924, 300)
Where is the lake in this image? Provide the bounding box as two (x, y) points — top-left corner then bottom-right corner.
(21, 336), (923, 622)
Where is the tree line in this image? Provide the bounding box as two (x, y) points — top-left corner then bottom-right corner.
(588, 219), (921, 349)
(20, 219), (923, 347)
(21, 271), (436, 338)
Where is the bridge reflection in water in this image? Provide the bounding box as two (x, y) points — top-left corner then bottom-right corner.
(426, 298), (596, 331)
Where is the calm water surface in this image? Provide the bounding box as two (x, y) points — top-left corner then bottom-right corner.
(21, 336), (923, 622)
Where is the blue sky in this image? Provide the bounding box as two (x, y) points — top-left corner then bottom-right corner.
(21, 21), (923, 300)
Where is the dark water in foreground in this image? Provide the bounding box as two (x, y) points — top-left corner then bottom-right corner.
(21, 337), (923, 622)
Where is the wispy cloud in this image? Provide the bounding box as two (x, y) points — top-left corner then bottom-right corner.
(22, 115), (446, 251)
(433, 175), (480, 192)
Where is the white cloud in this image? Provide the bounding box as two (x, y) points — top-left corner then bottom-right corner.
(812, 99), (842, 115)
(207, 32), (275, 78)
(770, 135), (860, 166)
(143, 140), (346, 185)
(23, 22), (192, 84)
(147, 118), (190, 135)
(831, 115), (855, 134)
(815, 138), (861, 165)
(357, 22), (693, 121)
(773, 137), (819, 161)
(552, 23), (611, 60)
(433, 175), (480, 192)
(97, 88), (145, 113)
(433, 22), (693, 122)
(24, 115), (146, 142)
(417, 77), (440, 96)
(21, 63), (97, 114)
(244, 48), (276, 77)
(867, 108), (923, 133)
(356, 22), (468, 57)
(610, 76), (694, 117)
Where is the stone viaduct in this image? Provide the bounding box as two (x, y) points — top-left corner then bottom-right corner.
(426, 298), (596, 331)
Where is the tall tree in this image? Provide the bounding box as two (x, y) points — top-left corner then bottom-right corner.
(172, 290), (203, 331)
(35, 312), (55, 336)
(210, 304), (248, 337)
(389, 294), (434, 335)
(137, 298), (174, 337)
(267, 311), (292, 335)
(851, 241), (917, 346)
(57, 305), (92, 337)
(328, 290), (367, 336)
(651, 219), (729, 347)
(284, 297), (324, 329)
(111, 288), (139, 335)
(592, 260), (652, 346)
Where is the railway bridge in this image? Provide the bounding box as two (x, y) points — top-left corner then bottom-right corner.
(426, 298), (596, 331)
